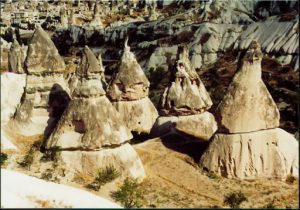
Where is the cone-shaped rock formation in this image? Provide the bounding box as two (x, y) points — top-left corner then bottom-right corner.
(25, 25), (66, 74)
(200, 41), (298, 179)
(44, 46), (145, 180)
(107, 38), (158, 134)
(216, 41), (279, 133)
(9, 26), (70, 137)
(152, 45), (217, 141)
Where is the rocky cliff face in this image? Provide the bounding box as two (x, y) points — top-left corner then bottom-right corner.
(52, 0), (298, 71)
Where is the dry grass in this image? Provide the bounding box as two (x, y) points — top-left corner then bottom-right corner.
(131, 138), (299, 208)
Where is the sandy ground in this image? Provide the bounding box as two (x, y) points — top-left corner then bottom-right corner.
(2, 132), (298, 208)
(132, 136), (299, 208)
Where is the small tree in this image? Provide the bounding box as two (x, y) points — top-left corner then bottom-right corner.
(223, 191), (248, 208)
(112, 177), (144, 208)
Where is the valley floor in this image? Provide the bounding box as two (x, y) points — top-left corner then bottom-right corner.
(2, 133), (298, 208)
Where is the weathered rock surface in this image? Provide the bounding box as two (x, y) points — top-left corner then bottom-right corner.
(45, 96), (132, 150)
(107, 39), (158, 134)
(107, 38), (150, 101)
(1, 73), (26, 124)
(153, 46), (216, 140)
(59, 143), (145, 180)
(112, 97), (158, 134)
(25, 25), (66, 74)
(10, 26), (70, 137)
(152, 112), (217, 141)
(200, 41), (299, 180)
(160, 46), (212, 116)
(11, 74), (70, 137)
(216, 41), (280, 133)
(200, 128), (299, 179)
(44, 45), (145, 180)
(8, 39), (26, 74)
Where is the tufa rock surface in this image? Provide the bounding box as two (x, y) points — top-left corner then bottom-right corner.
(200, 128), (299, 179)
(160, 45), (212, 116)
(107, 38), (150, 101)
(8, 39), (26, 74)
(107, 38), (158, 134)
(216, 40), (280, 133)
(45, 46), (132, 149)
(25, 25), (66, 74)
(199, 41), (299, 179)
(152, 45), (216, 141)
(44, 46), (145, 180)
(9, 26), (70, 137)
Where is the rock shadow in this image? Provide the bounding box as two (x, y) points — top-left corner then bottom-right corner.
(43, 83), (71, 139)
(160, 133), (210, 164)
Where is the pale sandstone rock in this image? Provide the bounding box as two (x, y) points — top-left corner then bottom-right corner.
(112, 97), (158, 134)
(176, 113), (217, 141)
(59, 143), (145, 181)
(43, 46), (145, 180)
(217, 41), (280, 133)
(45, 96), (132, 150)
(1, 73), (26, 124)
(154, 45), (215, 140)
(8, 39), (25, 74)
(152, 112), (217, 141)
(25, 25), (66, 74)
(107, 38), (150, 101)
(160, 45), (212, 116)
(45, 46), (132, 149)
(10, 26), (70, 137)
(107, 38), (158, 134)
(200, 128), (299, 179)
(10, 74), (71, 137)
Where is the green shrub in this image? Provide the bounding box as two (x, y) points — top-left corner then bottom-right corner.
(112, 177), (144, 208)
(0, 153), (8, 166)
(223, 191), (248, 208)
(88, 165), (120, 191)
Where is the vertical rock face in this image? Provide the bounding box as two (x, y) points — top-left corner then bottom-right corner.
(107, 38), (158, 134)
(44, 46), (145, 180)
(25, 25), (66, 74)
(8, 39), (25, 74)
(152, 45), (217, 141)
(9, 26), (70, 137)
(216, 41), (280, 133)
(200, 41), (299, 180)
